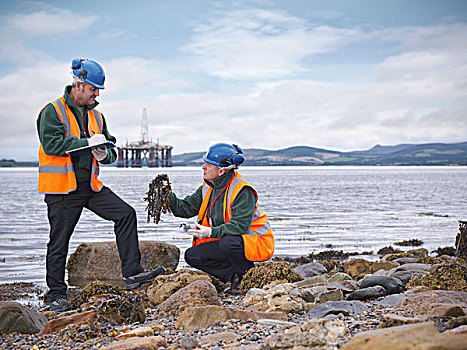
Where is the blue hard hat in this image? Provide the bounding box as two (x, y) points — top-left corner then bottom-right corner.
(203, 143), (245, 168)
(71, 58), (105, 89)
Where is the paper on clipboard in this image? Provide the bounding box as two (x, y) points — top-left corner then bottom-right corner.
(66, 141), (117, 156)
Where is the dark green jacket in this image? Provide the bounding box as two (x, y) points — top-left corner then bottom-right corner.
(37, 86), (117, 182)
(170, 170), (257, 239)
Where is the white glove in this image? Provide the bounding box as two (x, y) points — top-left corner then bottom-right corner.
(87, 133), (106, 147)
(187, 222), (212, 239)
(92, 146), (108, 161)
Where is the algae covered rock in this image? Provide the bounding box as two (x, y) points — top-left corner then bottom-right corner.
(406, 263), (467, 292)
(70, 280), (122, 309)
(241, 261), (303, 294)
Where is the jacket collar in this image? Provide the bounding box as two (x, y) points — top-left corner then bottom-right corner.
(205, 169), (235, 189)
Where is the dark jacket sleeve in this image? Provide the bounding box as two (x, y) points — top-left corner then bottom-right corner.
(37, 104), (88, 156)
(210, 187), (256, 239)
(169, 186), (203, 218)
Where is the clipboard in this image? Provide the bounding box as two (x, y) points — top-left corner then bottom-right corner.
(66, 141), (117, 156)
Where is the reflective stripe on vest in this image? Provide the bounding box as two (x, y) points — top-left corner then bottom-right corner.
(38, 97), (104, 194)
(195, 171), (275, 262)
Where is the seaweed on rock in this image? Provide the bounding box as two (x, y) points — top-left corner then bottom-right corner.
(240, 261), (303, 294)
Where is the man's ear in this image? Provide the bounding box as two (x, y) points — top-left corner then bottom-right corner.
(218, 168), (226, 177)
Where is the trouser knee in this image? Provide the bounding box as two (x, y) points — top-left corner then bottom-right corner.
(184, 247), (198, 268)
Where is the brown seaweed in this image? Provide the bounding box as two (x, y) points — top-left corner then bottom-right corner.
(144, 174), (172, 224)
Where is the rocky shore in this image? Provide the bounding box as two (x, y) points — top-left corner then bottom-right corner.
(1, 239), (466, 349)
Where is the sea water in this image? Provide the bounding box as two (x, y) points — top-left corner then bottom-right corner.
(0, 166), (465, 286)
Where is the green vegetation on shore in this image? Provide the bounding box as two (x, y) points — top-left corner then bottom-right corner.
(0, 159), (38, 167)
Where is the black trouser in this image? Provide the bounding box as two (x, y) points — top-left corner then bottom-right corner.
(184, 235), (255, 283)
(44, 181), (144, 301)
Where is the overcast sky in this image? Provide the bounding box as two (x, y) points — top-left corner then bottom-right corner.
(1, 0), (466, 160)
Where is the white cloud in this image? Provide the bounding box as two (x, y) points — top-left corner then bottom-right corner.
(1, 4), (466, 160)
(182, 8), (363, 79)
(3, 9), (98, 36)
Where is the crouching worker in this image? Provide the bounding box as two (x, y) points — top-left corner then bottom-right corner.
(167, 143), (274, 295)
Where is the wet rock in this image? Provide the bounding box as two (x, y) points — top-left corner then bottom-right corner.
(294, 275), (328, 288)
(39, 310), (96, 335)
(156, 280), (219, 317)
(347, 286), (386, 301)
(327, 281), (358, 294)
(295, 317), (349, 346)
(394, 290), (467, 316)
(262, 332), (331, 350)
(359, 275), (404, 294)
(67, 241), (179, 281)
(115, 326), (154, 339)
(446, 316), (467, 330)
(328, 272), (352, 283)
(244, 282), (315, 313)
(200, 331), (239, 345)
(378, 313), (431, 328)
(386, 263), (431, 285)
(100, 335), (167, 349)
(406, 263), (467, 292)
(147, 269), (212, 306)
(344, 259), (399, 280)
(180, 336), (198, 349)
(175, 305), (287, 330)
(392, 257), (418, 265)
(315, 288), (344, 304)
(0, 302), (46, 334)
(341, 322), (467, 350)
(306, 300), (369, 318)
(240, 261), (302, 293)
(294, 262), (327, 278)
(375, 293), (413, 307)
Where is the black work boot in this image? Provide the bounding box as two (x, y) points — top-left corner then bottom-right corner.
(224, 275), (241, 295)
(49, 297), (70, 312)
(124, 266), (165, 290)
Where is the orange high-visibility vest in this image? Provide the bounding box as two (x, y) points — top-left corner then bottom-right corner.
(38, 97), (104, 194)
(195, 171), (275, 262)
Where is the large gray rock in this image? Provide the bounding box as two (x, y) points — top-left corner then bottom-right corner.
(294, 263), (327, 278)
(67, 240), (179, 281)
(0, 302), (47, 334)
(347, 286), (386, 301)
(359, 275), (404, 294)
(306, 300), (369, 318)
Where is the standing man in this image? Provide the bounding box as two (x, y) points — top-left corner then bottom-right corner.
(37, 58), (164, 312)
(168, 143), (275, 294)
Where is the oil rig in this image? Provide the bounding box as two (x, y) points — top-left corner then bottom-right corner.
(116, 108), (173, 168)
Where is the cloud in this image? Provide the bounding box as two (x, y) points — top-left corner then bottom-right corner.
(182, 8), (363, 79)
(1, 3), (466, 160)
(3, 9), (98, 36)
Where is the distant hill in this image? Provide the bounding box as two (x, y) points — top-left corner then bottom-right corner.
(3, 142), (466, 167)
(0, 159), (38, 167)
(172, 141), (467, 166)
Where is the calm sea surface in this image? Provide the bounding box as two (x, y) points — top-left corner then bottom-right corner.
(0, 166), (466, 287)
